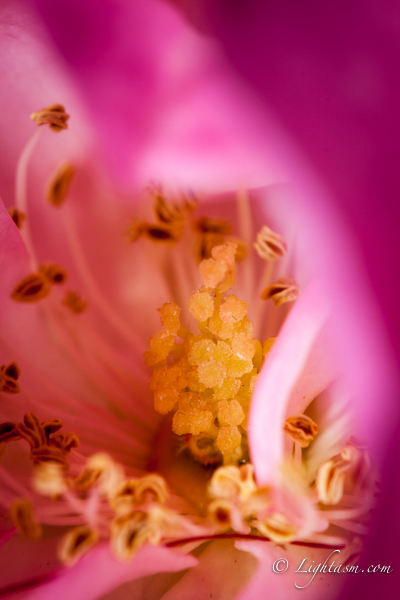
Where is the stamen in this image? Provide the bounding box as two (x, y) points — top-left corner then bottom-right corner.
(63, 291), (87, 313)
(193, 217), (232, 236)
(10, 499), (42, 539)
(7, 206), (26, 229)
(253, 511), (298, 543)
(254, 225), (287, 261)
(261, 277), (300, 306)
(0, 422), (20, 443)
(39, 263), (68, 284)
(0, 362), (21, 394)
(316, 459), (348, 505)
(2, 413), (79, 471)
(284, 415), (318, 448)
(75, 453), (124, 498)
(11, 272), (51, 303)
(46, 162), (75, 207)
(30, 104), (69, 131)
(32, 463), (66, 498)
(58, 526), (99, 566)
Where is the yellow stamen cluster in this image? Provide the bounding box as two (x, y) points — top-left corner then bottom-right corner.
(147, 242), (264, 464)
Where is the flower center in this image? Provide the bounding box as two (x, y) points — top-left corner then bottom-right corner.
(0, 104), (377, 573)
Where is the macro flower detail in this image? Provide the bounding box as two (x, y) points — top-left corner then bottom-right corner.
(0, 99), (380, 600)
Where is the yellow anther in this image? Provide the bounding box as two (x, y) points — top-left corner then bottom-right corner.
(226, 356), (253, 379)
(0, 362), (20, 394)
(217, 400), (245, 427)
(186, 434), (222, 466)
(154, 388), (179, 415)
(211, 242), (237, 265)
(75, 453), (124, 497)
(58, 526), (99, 566)
(254, 225), (287, 261)
(261, 277), (300, 306)
(63, 291), (87, 313)
(178, 391), (212, 413)
(219, 295), (248, 323)
(7, 206), (26, 229)
(188, 291), (214, 322)
(172, 408), (213, 436)
(231, 333), (257, 361)
(46, 162), (75, 207)
(263, 337), (276, 356)
(33, 462), (66, 498)
(187, 369), (207, 392)
(111, 512), (148, 560)
(30, 104), (69, 131)
(199, 257), (227, 288)
(111, 474), (168, 514)
(213, 378), (241, 401)
(147, 331), (175, 364)
(316, 459), (347, 505)
(254, 512), (298, 543)
(10, 499), (42, 539)
(11, 272), (51, 303)
(198, 360), (227, 388)
(158, 302), (181, 335)
(216, 426), (241, 454)
(214, 341), (233, 362)
(284, 415), (318, 448)
(188, 339), (216, 366)
(208, 499), (233, 532)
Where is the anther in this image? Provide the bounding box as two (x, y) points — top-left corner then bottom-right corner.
(46, 162), (75, 207)
(63, 291), (87, 313)
(40, 263), (68, 284)
(193, 217), (232, 236)
(254, 225), (287, 261)
(261, 277), (300, 306)
(0, 362), (21, 394)
(58, 526), (99, 566)
(253, 511), (298, 543)
(30, 104), (69, 131)
(316, 459), (347, 505)
(284, 415), (318, 448)
(11, 272), (51, 303)
(144, 225), (179, 243)
(0, 422), (21, 443)
(7, 206), (26, 229)
(10, 499), (42, 539)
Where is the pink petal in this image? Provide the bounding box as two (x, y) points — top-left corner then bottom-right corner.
(159, 539), (256, 600)
(32, 0), (284, 191)
(235, 540), (345, 600)
(21, 543), (197, 600)
(249, 282), (336, 485)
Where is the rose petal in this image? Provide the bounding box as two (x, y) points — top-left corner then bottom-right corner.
(21, 543), (197, 600)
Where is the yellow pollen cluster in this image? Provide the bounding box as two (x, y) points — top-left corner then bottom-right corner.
(147, 242), (266, 465)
